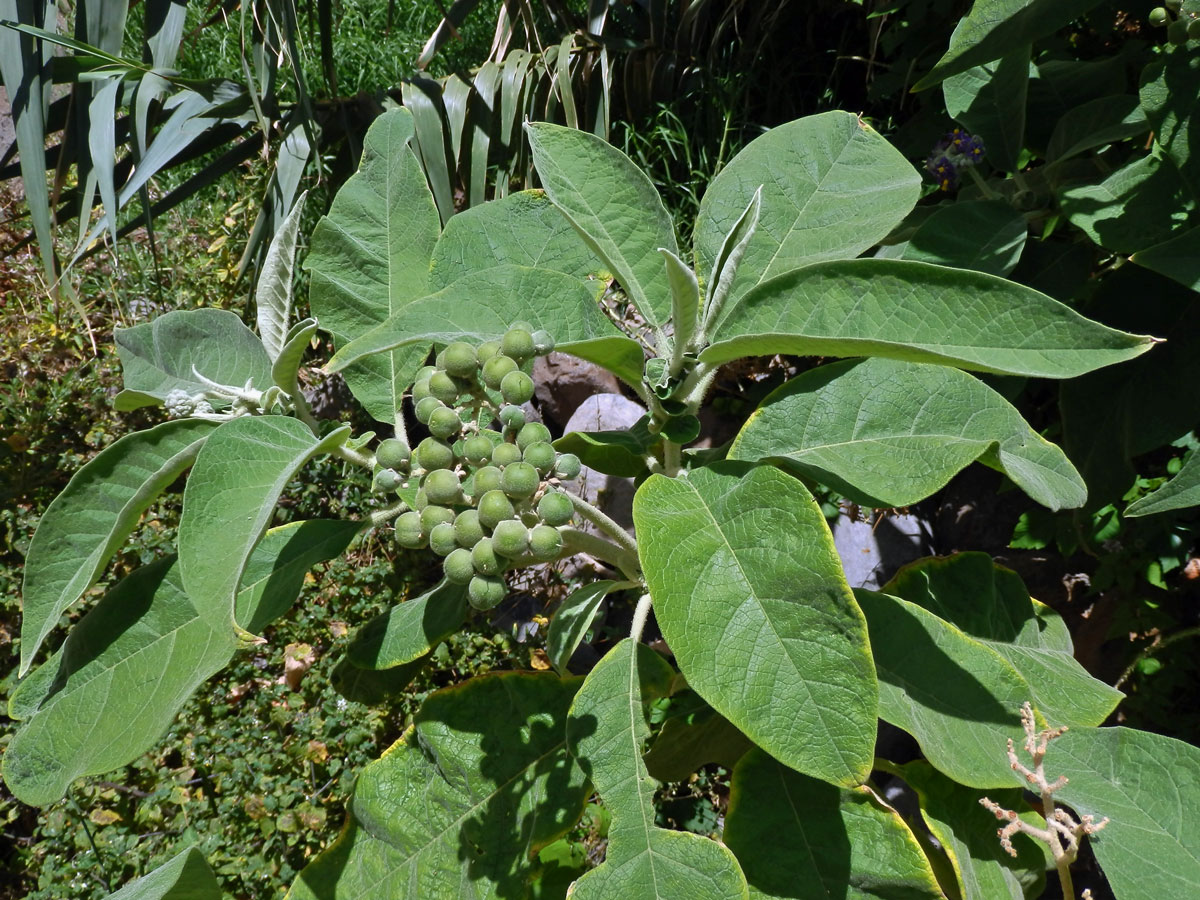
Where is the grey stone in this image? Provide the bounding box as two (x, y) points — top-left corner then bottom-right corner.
(561, 393), (646, 530)
(833, 511), (935, 590)
(533, 352), (624, 428)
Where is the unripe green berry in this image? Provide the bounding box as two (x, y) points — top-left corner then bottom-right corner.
(416, 437), (455, 471)
(482, 355), (518, 390)
(428, 406), (462, 440)
(498, 404), (526, 432)
(537, 490), (574, 526)
(463, 434), (494, 466)
(491, 442), (523, 468)
(429, 372), (460, 404)
(1165, 0), (1182, 12)
(412, 377), (434, 404)
(372, 468), (403, 493)
(528, 524), (564, 560)
(555, 453), (582, 480)
(516, 422), (552, 451)
(414, 489), (429, 511)
(442, 341), (478, 378)
(454, 509), (485, 548)
(375, 438), (411, 470)
(501, 462), (540, 499)
(523, 441), (556, 474)
(424, 468), (462, 505)
(415, 396), (445, 425)
(491, 519), (529, 557)
(471, 465), (504, 495)
(477, 340), (502, 364)
(472, 537), (502, 575)
(420, 504), (456, 534)
(1169, 17), (1189, 42)
(1149, 6), (1170, 25)
(443, 548), (475, 584)
(500, 370), (535, 405)
(395, 511), (426, 549)
(468, 574), (506, 610)
(531, 330), (555, 354)
(501, 328), (536, 362)
(478, 490), (516, 530)
(429, 522), (458, 556)
(415, 365), (439, 382)
(511, 320), (535, 333)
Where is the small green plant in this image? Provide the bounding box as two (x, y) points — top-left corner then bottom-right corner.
(7, 95), (1200, 900)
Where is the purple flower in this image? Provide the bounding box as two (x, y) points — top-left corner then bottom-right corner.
(924, 129), (985, 190)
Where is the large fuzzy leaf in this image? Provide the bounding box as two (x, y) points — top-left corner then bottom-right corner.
(1132, 224), (1200, 294)
(702, 259), (1156, 379)
(901, 201), (1027, 276)
(305, 107), (441, 421)
(694, 112), (919, 310)
(19, 419), (216, 674)
(943, 44), (1029, 174)
(1126, 451), (1200, 516)
(346, 580), (469, 669)
(635, 463), (877, 786)
(729, 357), (1085, 509)
(105, 847), (221, 900)
(256, 191), (307, 363)
(1140, 41), (1200, 194)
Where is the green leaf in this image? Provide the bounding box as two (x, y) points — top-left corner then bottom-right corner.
(256, 190), (307, 364)
(902, 201), (1028, 276)
(554, 416), (657, 478)
(1049, 727), (1200, 900)
(179, 417), (350, 634)
(724, 749), (944, 900)
(113, 309), (275, 410)
(19, 419), (216, 675)
(326, 265), (645, 388)
(1140, 42), (1200, 194)
(897, 761), (1046, 900)
(289, 672), (589, 899)
(944, 45), (1029, 173)
(1132, 224), (1200, 294)
(566, 640), (749, 900)
(271, 317), (319, 400)
(1126, 451), (1200, 516)
(643, 704), (753, 783)
(331, 652), (431, 706)
(701, 187), (762, 338)
(305, 107), (440, 421)
(661, 248), (701, 362)
(694, 112), (919, 310)
(429, 189), (606, 291)
(1045, 95), (1148, 164)
(635, 463), (877, 786)
(1060, 152), (1195, 254)
(346, 579), (469, 669)
(727, 357), (1086, 510)
(104, 847), (221, 900)
(854, 589), (1030, 788)
(525, 121), (678, 332)
(881, 554), (1121, 728)
(914, 0), (1107, 90)
(702, 259), (1156, 379)
(546, 580), (626, 675)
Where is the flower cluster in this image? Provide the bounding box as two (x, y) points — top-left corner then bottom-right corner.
(925, 128), (985, 191)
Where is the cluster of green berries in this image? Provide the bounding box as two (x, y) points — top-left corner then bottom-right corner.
(1149, 1), (1200, 43)
(371, 326), (582, 611)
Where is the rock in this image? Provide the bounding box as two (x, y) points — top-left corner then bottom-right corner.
(833, 510), (935, 589)
(533, 352), (624, 429)
(560, 393), (647, 531)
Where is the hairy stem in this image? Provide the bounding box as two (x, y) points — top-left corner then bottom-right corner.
(331, 441), (375, 469)
(569, 493), (639, 558)
(367, 500), (409, 528)
(560, 527), (641, 582)
(629, 592), (653, 643)
(663, 440), (682, 477)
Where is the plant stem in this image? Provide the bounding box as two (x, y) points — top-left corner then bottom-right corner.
(663, 440), (681, 477)
(394, 409), (409, 446)
(368, 500), (408, 528)
(568, 493), (639, 558)
(292, 391), (322, 436)
(629, 592), (653, 643)
(560, 527), (641, 582)
(1114, 624), (1200, 690)
(331, 441), (374, 469)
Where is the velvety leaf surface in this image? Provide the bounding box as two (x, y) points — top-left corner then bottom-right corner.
(635, 463), (877, 786)
(901, 201), (1027, 276)
(882, 554), (1121, 728)
(1125, 451), (1200, 516)
(694, 112), (919, 308)
(643, 705), (753, 784)
(428, 189), (606, 291)
(113, 309), (274, 410)
(331, 653), (431, 707)
(326, 265), (645, 388)
(272, 318), (320, 400)
(728, 358), (1085, 510)
(943, 45), (1029, 173)
(724, 749), (944, 900)
(854, 589), (1028, 788)
(1045, 95), (1148, 164)
(566, 640), (748, 900)
(288, 672), (589, 900)
(346, 580), (469, 669)
(105, 847), (221, 900)
(179, 417), (350, 633)
(546, 580), (625, 675)
(898, 762), (1046, 900)
(526, 122), (678, 331)
(306, 107), (440, 421)
(1140, 42), (1200, 193)
(703, 259), (1154, 378)
(1052, 727), (1200, 900)
(554, 416), (657, 478)
(256, 192), (306, 363)
(914, 0), (1107, 89)
(20, 419), (215, 674)
(1132, 224), (1200, 293)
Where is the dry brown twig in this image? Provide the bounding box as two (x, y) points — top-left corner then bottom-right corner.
(979, 702), (1109, 900)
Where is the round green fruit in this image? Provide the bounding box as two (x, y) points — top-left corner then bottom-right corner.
(477, 490), (516, 530)
(498, 404), (526, 431)
(415, 396), (444, 425)
(482, 355), (519, 390)
(500, 370), (535, 405)
(416, 437), (456, 471)
(1165, 0), (1182, 11)
(472, 537), (502, 576)
(516, 422), (552, 451)
(555, 453), (582, 480)
(537, 490), (574, 527)
(528, 524), (564, 560)
(471, 465), (504, 495)
(442, 341), (478, 378)
(491, 442), (523, 467)
(454, 509), (485, 548)
(531, 329), (555, 355)
(424, 468), (463, 505)
(375, 438), (411, 470)
(429, 372), (460, 404)
(443, 548), (475, 584)
(463, 434), (494, 466)
(468, 574), (506, 610)
(411, 378), (433, 404)
(428, 406), (462, 440)
(477, 340), (502, 364)
(372, 468), (403, 493)
(420, 504), (456, 534)
(523, 441), (556, 474)
(491, 519), (529, 557)
(1149, 6), (1170, 25)
(414, 489), (429, 511)
(429, 522), (458, 556)
(501, 328), (536, 362)
(395, 511), (425, 549)
(501, 462), (540, 499)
